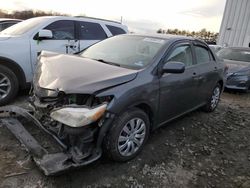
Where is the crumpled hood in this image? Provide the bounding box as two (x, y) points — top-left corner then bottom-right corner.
(223, 59), (250, 74)
(34, 51), (138, 94)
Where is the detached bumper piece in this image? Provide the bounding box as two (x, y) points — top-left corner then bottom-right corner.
(0, 106), (102, 176)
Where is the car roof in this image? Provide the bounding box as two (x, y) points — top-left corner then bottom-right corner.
(224, 47), (250, 51)
(0, 18), (22, 22)
(129, 33), (192, 40)
(30, 16), (123, 25)
(123, 33), (206, 44)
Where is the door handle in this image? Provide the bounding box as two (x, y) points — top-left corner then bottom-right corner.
(192, 76), (203, 80)
(65, 44), (77, 48)
(192, 73), (203, 80)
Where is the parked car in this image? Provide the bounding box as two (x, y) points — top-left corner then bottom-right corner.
(209, 44), (222, 53)
(217, 47), (250, 91)
(0, 34), (225, 175)
(0, 16), (128, 105)
(0, 18), (22, 32)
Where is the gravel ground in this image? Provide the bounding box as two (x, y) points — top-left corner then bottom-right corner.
(0, 91), (250, 188)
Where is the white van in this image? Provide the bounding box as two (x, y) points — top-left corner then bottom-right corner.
(0, 16), (128, 105)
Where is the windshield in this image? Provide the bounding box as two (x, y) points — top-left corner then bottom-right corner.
(1, 17), (47, 35)
(80, 35), (166, 69)
(217, 48), (250, 63)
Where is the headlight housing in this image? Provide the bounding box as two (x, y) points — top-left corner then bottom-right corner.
(50, 103), (107, 128)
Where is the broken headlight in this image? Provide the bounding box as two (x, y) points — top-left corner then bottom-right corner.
(50, 103), (107, 127)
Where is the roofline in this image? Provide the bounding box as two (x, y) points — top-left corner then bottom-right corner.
(0, 18), (22, 21)
(225, 47), (250, 51)
(125, 33), (196, 41)
(74, 16), (121, 24)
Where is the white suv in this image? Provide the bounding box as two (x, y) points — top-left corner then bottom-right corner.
(0, 16), (128, 105)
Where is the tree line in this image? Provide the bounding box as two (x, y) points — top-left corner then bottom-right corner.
(0, 9), (67, 20)
(157, 28), (218, 44)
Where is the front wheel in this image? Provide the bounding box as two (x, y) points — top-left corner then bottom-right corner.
(103, 108), (150, 162)
(0, 65), (19, 106)
(203, 83), (221, 112)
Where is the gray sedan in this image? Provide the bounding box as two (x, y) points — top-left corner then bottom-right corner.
(0, 34), (225, 175)
(217, 47), (250, 91)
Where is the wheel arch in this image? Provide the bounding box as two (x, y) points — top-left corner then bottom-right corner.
(132, 102), (155, 131)
(0, 57), (27, 89)
(217, 79), (224, 89)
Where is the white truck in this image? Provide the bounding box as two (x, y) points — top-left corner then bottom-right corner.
(0, 16), (128, 105)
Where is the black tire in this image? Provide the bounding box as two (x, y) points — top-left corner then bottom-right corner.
(0, 65), (19, 106)
(103, 108), (150, 162)
(202, 83), (222, 112)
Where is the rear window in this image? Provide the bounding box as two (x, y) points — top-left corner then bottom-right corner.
(1, 22), (17, 31)
(78, 21), (107, 40)
(195, 46), (211, 64)
(106, 25), (126, 35)
(1, 17), (46, 35)
(217, 48), (250, 63)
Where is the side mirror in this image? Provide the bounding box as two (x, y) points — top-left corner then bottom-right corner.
(38, 29), (53, 40)
(162, 61), (185, 74)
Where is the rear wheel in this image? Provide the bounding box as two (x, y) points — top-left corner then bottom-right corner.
(103, 108), (150, 161)
(0, 65), (19, 106)
(203, 83), (221, 112)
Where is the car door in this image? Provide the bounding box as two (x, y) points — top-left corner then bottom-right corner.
(77, 21), (107, 51)
(158, 42), (201, 125)
(192, 43), (219, 104)
(30, 20), (80, 67)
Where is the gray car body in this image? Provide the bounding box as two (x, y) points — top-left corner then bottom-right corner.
(219, 47), (250, 91)
(36, 34), (225, 129)
(0, 34), (225, 175)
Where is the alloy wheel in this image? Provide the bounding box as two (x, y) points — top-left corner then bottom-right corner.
(0, 73), (11, 100)
(211, 86), (220, 110)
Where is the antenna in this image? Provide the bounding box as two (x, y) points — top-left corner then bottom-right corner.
(120, 16), (123, 24)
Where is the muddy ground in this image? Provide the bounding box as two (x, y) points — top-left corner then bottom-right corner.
(0, 91), (250, 188)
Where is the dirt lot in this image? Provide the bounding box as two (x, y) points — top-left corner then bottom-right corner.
(0, 91), (250, 188)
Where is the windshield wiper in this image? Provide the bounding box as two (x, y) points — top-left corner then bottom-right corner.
(94, 59), (121, 67)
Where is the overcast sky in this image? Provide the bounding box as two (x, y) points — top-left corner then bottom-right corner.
(0, 0), (227, 33)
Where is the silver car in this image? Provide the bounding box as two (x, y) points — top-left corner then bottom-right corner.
(0, 18), (22, 32)
(217, 47), (250, 91)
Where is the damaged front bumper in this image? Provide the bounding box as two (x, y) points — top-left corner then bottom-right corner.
(0, 106), (114, 176)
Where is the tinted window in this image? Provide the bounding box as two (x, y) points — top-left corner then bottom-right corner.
(2, 17), (46, 35)
(195, 46), (210, 64)
(1, 22), (16, 30)
(45, 20), (75, 40)
(217, 48), (250, 63)
(78, 21), (107, 40)
(106, 25), (126, 35)
(166, 45), (193, 66)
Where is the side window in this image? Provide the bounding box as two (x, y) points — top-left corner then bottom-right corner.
(195, 46), (211, 64)
(78, 21), (107, 40)
(106, 25), (126, 36)
(44, 20), (75, 40)
(166, 45), (193, 66)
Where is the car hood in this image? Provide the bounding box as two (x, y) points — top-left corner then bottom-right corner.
(0, 34), (11, 41)
(223, 59), (250, 73)
(34, 51), (138, 94)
